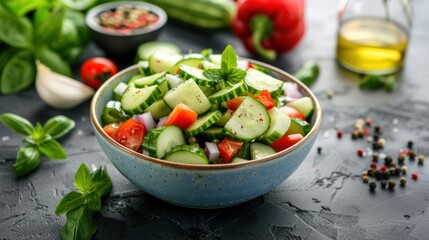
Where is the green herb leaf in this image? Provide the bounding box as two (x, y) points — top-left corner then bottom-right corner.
(55, 191), (85, 215)
(85, 192), (101, 212)
(34, 6), (64, 46)
(221, 45), (237, 69)
(61, 205), (96, 240)
(0, 3), (33, 48)
(383, 76), (396, 92)
(3, 0), (51, 16)
(359, 75), (396, 92)
(0, 113), (34, 135)
(35, 45), (72, 76)
(293, 61), (320, 87)
(91, 166), (112, 197)
(74, 163), (93, 193)
(12, 145), (40, 177)
(0, 50), (36, 94)
(37, 138), (67, 159)
(200, 48), (212, 59)
(226, 68), (247, 85)
(203, 69), (223, 82)
(43, 115), (75, 139)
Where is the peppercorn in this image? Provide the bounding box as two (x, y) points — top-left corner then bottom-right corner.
(351, 130), (359, 140)
(380, 181), (387, 189)
(384, 156), (393, 167)
(395, 167), (401, 176)
(372, 142), (381, 150)
(370, 162), (377, 169)
(373, 134), (380, 142)
(357, 148), (364, 157)
(358, 131), (364, 139)
(366, 137), (373, 143)
(363, 128), (369, 136)
(389, 167), (396, 176)
(409, 150), (416, 159)
(411, 172), (419, 180)
(400, 166), (408, 175)
(369, 182), (377, 191)
(377, 138), (385, 148)
(382, 172), (390, 180)
(375, 170), (382, 180)
(365, 118), (372, 127)
(407, 140), (413, 149)
(327, 89), (334, 99)
(398, 155), (405, 165)
(387, 180), (396, 190)
(362, 175), (369, 183)
(374, 126), (381, 134)
(337, 130), (343, 139)
(418, 154), (425, 165)
(372, 152), (379, 162)
(317, 147), (322, 154)
(188, 136), (197, 144)
(400, 177), (407, 186)
(367, 168), (375, 177)
(380, 165), (387, 172)
(355, 119), (364, 128)
(211, 139), (220, 144)
(361, 171), (368, 177)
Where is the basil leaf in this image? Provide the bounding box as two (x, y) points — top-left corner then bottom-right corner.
(203, 69), (222, 81)
(43, 115), (75, 139)
(55, 191), (85, 215)
(12, 145), (41, 177)
(226, 68), (246, 84)
(63, 9), (90, 46)
(85, 192), (101, 212)
(74, 163), (93, 193)
(0, 50), (36, 94)
(3, 0), (51, 16)
(221, 45), (237, 69)
(0, 48), (19, 72)
(91, 166), (112, 197)
(0, 113), (34, 135)
(359, 75), (385, 90)
(35, 45), (72, 76)
(61, 205), (96, 240)
(34, 7), (64, 46)
(37, 139), (67, 159)
(0, 3), (33, 48)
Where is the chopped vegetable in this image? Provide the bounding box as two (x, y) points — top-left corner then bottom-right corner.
(162, 103), (198, 130)
(218, 138), (244, 163)
(80, 57), (118, 89)
(113, 118), (146, 151)
(270, 133), (304, 152)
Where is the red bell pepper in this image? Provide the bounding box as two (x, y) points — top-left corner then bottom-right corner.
(232, 0), (305, 61)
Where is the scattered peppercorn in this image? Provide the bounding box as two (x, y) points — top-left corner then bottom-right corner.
(407, 141), (413, 149)
(377, 138), (385, 148)
(418, 155), (425, 165)
(365, 118), (372, 126)
(411, 172), (419, 180)
(361, 171), (368, 178)
(372, 152), (379, 162)
(409, 150), (416, 159)
(362, 175), (369, 183)
(388, 180), (396, 190)
(398, 155), (405, 165)
(400, 177), (407, 186)
(382, 172), (390, 180)
(395, 167), (401, 176)
(369, 182), (377, 191)
(337, 130), (343, 139)
(366, 137), (373, 143)
(389, 167), (396, 176)
(375, 170), (382, 180)
(370, 162), (377, 169)
(357, 148), (364, 157)
(351, 130), (359, 140)
(372, 142), (381, 150)
(400, 166), (408, 174)
(358, 131), (364, 139)
(326, 89), (334, 99)
(317, 147), (322, 154)
(373, 134), (380, 142)
(380, 181), (387, 189)
(367, 168), (375, 177)
(380, 165), (387, 172)
(384, 156), (393, 167)
(374, 126), (381, 134)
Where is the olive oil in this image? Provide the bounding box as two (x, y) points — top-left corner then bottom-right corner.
(336, 17), (409, 74)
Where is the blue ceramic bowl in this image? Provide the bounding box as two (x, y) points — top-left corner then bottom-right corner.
(90, 60), (322, 209)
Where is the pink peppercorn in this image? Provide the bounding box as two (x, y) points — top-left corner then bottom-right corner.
(370, 162), (377, 169)
(337, 130), (343, 139)
(380, 165), (387, 172)
(365, 118), (372, 126)
(411, 172), (419, 180)
(357, 148), (364, 157)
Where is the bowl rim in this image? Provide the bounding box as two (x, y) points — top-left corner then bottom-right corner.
(90, 58), (322, 170)
(85, 1), (167, 36)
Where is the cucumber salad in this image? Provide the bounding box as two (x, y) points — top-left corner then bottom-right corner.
(102, 45), (315, 164)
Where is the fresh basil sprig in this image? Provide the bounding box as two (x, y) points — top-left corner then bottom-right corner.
(203, 45), (247, 89)
(0, 113), (75, 177)
(56, 163), (112, 240)
(359, 75), (396, 92)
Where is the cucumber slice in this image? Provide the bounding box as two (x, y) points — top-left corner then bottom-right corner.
(208, 82), (247, 103)
(166, 74), (184, 88)
(286, 96), (314, 119)
(179, 65), (217, 87)
(163, 79), (212, 115)
(164, 145), (209, 164)
(231, 157), (249, 163)
(127, 74), (145, 87)
(214, 109), (234, 127)
(134, 72), (167, 88)
(250, 142), (276, 160)
(185, 110), (222, 136)
(245, 68), (284, 96)
(286, 118), (311, 136)
(137, 61), (151, 76)
(112, 82), (128, 101)
(259, 107), (291, 144)
(121, 86), (162, 115)
(144, 99), (172, 120)
(183, 53), (204, 59)
(149, 51), (182, 73)
(235, 142), (251, 160)
(137, 41), (181, 61)
(209, 54), (222, 64)
(223, 96), (270, 141)
(143, 126), (186, 159)
(202, 60), (220, 70)
(169, 58), (203, 74)
(200, 127), (224, 141)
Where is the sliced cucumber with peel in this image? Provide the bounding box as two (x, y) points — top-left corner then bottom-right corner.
(223, 96), (270, 141)
(208, 82), (247, 103)
(143, 126), (186, 159)
(185, 110), (222, 136)
(137, 41), (181, 61)
(169, 58), (203, 75)
(286, 118), (311, 136)
(164, 145), (209, 164)
(121, 85), (162, 115)
(245, 68), (284, 96)
(286, 96), (314, 119)
(134, 71), (167, 88)
(149, 51), (182, 73)
(144, 99), (172, 120)
(179, 65), (217, 87)
(259, 107), (291, 145)
(214, 109), (234, 127)
(231, 157), (249, 163)
(250, 142), (276, 160)
(200, 127), (224, 141)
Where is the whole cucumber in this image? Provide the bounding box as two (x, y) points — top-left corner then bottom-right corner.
(145, 0), (236, 30)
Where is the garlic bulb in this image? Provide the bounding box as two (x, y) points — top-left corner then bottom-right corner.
(35, 62), (95, 109)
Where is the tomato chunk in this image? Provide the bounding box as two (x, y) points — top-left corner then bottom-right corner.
(114, 119), (146, 151)
(252, 90), (275, 110)
(103, 123), (121, 139)
(162, 103), (198, 130)
(226, 96), (246, 111)
(270, 133), (304, 152)
(218, 138), (244, 163)
(279, 106), (305, 120)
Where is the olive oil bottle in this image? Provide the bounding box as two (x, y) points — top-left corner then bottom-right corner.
(336, 17), (409, 75)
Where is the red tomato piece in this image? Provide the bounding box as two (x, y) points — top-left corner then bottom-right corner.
(80, 57), (118, 89)
(218, 138), (244, 163)
(252, 90), (275, 110)
(113, 119), (146, 151)
(162, 103), (198, 130)
(270, 133), (304, 152)
(279, 106), (305, 120)
(226, 96), (246, 111)
(103, 123), (121, 139)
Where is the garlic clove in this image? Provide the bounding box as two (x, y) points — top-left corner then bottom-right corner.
(35, 61), (95, 109)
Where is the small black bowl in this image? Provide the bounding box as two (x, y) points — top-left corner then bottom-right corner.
(86, 1), (167, 55)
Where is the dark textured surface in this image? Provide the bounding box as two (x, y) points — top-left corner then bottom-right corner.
(1, 1), (429, 239)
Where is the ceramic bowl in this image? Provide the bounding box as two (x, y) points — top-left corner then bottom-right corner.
(85, 1), (167, 55)
(90, 60), (322, 209)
